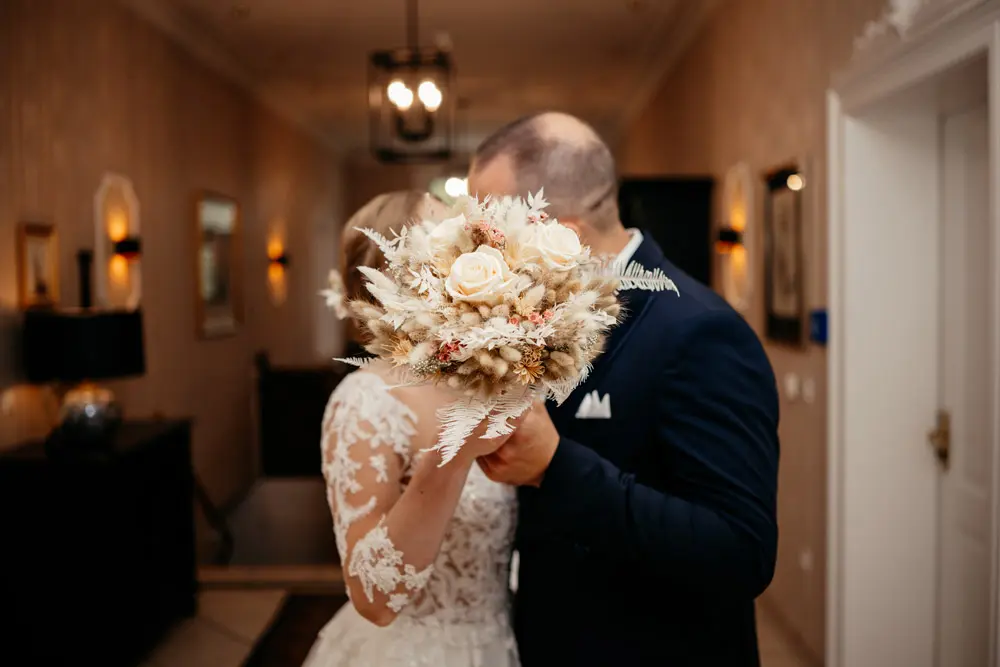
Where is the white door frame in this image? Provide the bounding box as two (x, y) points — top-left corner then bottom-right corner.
(827, 6), (1000, 667)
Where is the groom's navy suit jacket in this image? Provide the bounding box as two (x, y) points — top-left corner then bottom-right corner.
(514, 235), (780, 667)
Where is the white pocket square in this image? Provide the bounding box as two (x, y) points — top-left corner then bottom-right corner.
(576, 390), (612, 419)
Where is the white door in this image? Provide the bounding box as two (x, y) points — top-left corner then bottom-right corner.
(936, 101), (993, 667)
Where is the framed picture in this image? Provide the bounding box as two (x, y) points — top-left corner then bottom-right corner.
(763, 165), (806, 345)
(194, 192), (243, 338)
(16, 223), (59, 309)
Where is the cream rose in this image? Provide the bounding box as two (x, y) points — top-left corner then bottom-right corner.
(427, 215), (471, 257)
(520, 222), (585, 270)
(445, 245), (518, 305)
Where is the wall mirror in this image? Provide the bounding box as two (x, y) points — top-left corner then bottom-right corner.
(195, 192), (242, 338)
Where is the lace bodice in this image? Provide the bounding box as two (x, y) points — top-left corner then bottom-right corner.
(321, 370), (518, 626)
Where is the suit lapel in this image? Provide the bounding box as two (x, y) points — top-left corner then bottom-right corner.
(576, 233), (665, 392)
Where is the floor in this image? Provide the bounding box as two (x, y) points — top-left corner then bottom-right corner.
(142, 589), (287, 667)
(143, 570), (816, 667)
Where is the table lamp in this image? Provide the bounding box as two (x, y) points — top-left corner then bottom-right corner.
(22, 308), (146, 446)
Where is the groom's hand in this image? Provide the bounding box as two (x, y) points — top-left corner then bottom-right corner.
(477, 402), (559, 487)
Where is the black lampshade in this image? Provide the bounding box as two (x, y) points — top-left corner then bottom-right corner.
(22, 309), (146, 383)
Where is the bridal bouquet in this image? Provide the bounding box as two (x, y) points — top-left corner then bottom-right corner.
(324, 191), (678, 464)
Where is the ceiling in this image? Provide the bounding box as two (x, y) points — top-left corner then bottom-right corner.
(123, 0), (719, 155)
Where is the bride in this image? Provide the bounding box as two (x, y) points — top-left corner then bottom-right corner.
(303, 191), (521, 667)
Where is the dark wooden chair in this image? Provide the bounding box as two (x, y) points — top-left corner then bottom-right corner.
(255, 352), (350, 477)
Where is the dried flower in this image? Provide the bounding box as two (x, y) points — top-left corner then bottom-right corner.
(389, 337), (414, 366)
(466, 220), (507, 250)
(513, 360), (545, 385)
(437, 340), (463, 363)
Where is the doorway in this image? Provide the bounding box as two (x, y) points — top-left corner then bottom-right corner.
(828, 23), (1000, 667)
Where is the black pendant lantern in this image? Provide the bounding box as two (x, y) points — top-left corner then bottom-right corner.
(368, 0), (454, 163)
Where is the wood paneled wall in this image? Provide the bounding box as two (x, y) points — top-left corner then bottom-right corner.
(0, 0), (345, 514)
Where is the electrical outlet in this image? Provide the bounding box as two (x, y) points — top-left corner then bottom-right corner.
(798, 547), (814, 572)
(0, 389), (14, 416)
(802, 377), (816, 404)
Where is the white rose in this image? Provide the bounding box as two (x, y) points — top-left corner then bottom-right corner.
(427, 215), (471, 256)
(520, 222), (584, 271)
(445, 245), (518, 305)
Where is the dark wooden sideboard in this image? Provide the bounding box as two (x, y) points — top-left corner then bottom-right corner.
(0, 420), (197, 666)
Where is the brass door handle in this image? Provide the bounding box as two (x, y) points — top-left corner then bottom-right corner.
(928, 409), (951, 469)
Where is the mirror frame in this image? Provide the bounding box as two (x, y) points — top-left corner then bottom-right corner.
(194, 190), (243, 339)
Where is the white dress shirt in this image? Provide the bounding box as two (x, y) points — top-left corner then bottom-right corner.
(615, 228), (644, 267)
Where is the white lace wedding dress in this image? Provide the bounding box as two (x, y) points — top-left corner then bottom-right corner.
(302, 371), (520, 667)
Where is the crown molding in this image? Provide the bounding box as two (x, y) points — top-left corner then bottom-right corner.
(610, 0), (724, 148)
(117, 0), (342, 153)
(852, 0), (988, 58)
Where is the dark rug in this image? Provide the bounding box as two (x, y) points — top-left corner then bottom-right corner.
(243, 593), (349, 667)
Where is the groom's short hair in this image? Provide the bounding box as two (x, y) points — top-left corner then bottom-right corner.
(471, 112), (620, 232)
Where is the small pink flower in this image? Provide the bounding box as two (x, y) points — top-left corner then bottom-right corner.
(437, 340), (462, 362)
(529, 312), (544, 325)
(508, 316), (521, 326)
(543, 309), (554, 320)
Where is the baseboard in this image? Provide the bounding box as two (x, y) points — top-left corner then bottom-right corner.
(757, 597), (824, 667)
(199, 564), (344, 595)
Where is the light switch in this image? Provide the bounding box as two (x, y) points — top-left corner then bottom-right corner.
(783, 373), (801, 400)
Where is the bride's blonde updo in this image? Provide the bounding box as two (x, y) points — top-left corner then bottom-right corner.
(341, 190), (444, 344)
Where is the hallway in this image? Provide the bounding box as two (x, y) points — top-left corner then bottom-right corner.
(141, 587), (816, 667)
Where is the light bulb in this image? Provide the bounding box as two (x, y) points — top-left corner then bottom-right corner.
(444, 177), (467, 198)
(787, 173), (804, 191)
(387, 80), (413, 110)
(418, 80), (443, 111)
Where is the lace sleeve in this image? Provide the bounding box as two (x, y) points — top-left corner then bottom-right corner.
(320, 372), (431, 614)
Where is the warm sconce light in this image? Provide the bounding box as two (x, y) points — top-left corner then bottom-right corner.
(718, 162), (754, 313)
(267, 237), (289, 268)
(266, 238), (289, 305)
(94, 174), (142, 310)
(108, 254), (129, 286)
(108, 208), (129, 243)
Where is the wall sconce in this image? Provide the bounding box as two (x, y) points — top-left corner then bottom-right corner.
(266, 238), (289, 305)
(717, 163), (754, 313)
(94, 174), (142, 310)
(715, 226), (744, 254)
(112, 237), (142, 260)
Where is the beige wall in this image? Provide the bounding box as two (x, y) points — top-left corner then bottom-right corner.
(619, 0), (887, 659)
(343, 155), (470, 219)
(0, 0), (345, 510)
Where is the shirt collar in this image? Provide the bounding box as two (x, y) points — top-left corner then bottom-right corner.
(614, 229), (644, 267)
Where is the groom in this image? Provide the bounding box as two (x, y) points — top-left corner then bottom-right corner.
(470, 112), (780, 666)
